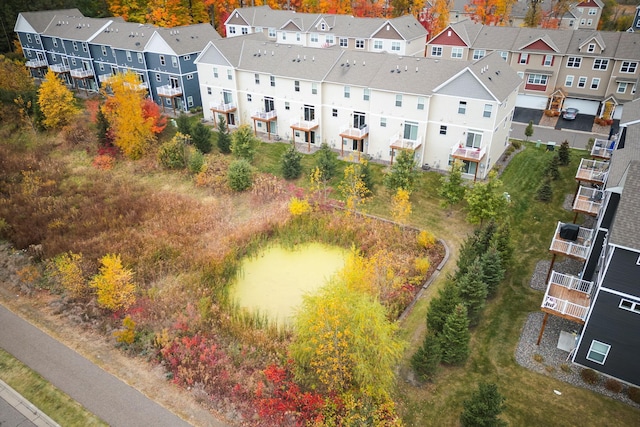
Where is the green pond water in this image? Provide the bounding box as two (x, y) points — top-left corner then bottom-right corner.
(231, 243), (347, 325)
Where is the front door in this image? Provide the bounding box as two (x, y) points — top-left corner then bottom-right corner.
(305, 131), (315, 144)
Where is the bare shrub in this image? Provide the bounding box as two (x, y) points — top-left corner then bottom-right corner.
(580, 368), (600, 385)
(604, 378), (623, 393)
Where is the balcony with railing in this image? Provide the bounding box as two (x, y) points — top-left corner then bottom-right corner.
(26, 59), (48, 68)
(251, 110), (277, 121)
(340, 124), (369, 140)
(575, 158), (609, 185)
(573, 186), (604, 216)
(290, 118), (318, 132)
(451, 143), (487, 162)
(591, 138), (614, 160)
(49, 63), (70, 73)
(541, 271), (593, 323)
(70, 68), (94, 78)
(549, 221), (594, 261)
(157, 85), (183, 97)
(389, 133), (422, 150)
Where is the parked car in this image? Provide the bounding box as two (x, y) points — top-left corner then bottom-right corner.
(562, 108), (579, 120)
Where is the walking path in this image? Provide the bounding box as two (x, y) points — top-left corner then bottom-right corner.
(0, 379), (60, 427)
(0, 304), (204, 427)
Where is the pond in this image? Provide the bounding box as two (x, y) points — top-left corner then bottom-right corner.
(230, 243), (347, 326)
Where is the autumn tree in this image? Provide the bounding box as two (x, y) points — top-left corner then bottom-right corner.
(0, 55), (36, 100)
(439, 160), (466, 215)
(158, 132), (188, 169)
(391, 188), (412, 225)
(431, 0), (452, 36)
(37, 69), (79, 130)
(465, 171), (508, 225)
(440, 303), (471, 365)
(460, 382), (507, 427)
(90, 254), (137, 311)
(281, 143), (303, 180)
(49, 252), (88, 299)
(101, 71), (155, 159)
(465, 0), (502, 25)
(231, 124), (259, 161)
(141, 98), (167, 134)
(107, 0), (149, 23)
(384, 149), (417, 192)
(524, 0), (543, 27)
(290, 279), (404, 398)
(340, 162), (372, 213)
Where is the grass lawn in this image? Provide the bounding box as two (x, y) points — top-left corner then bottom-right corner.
(0, 348), (106, 426)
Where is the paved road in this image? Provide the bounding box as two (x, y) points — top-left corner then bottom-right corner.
(0, 304), (193, 427)
(511, 122), (610, 150)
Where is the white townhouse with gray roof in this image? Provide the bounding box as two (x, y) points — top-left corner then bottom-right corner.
(224, 6), (427, 57)
(195, 36), (521, 179)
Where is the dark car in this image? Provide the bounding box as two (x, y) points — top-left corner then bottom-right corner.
(562, 108), (579, 120)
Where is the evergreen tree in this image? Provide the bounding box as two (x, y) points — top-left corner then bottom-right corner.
(360, 158), (375, 194)
(96, 107), (110, 144)
(176, 113), (191, 135)
(524, 120), (534, 141)
(227, 159), (253, 191)
(191, 122), (213, 153)
(460, 382), (507, 427)
(441, 304), (471, 365)
(536, 177), (553, 202)
(490, 221), (514, 268)
(281, 143), (303, 180)
(426, 280), (461, 335)
(481, 246), (505, 297)
(558, 140), (571, 166)
(411, 332), (442, 382)
(384, 149), (418, 192)
(477, 221), (498, 253)
(455, 231), (482, 280)
(546, 155), (561, 180)
(315, 142), (338, 180)
(457, 259), (488, 326)
(439, 160), (466, 215)
(216, 116), (231, 154)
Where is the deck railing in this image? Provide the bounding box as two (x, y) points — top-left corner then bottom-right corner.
(26, 59), (48, 68)
(549, 271), (594, 294)
(290, 118), (318, 130)
(157, 85), (183, 97)
(451, 143), (486, 161)
(541, 293), (589, 321)
(49, 63), (70, 73)
(70, 68), (94, 78)
(576, 158), (609, 184)
(340, 124), (369, 139)
(549, 222), (594, 260)
(252, 110), (277, 120)
(572, 186), (604, 216)
(591, 138), (614, 160)
(390, 133), (422, 150)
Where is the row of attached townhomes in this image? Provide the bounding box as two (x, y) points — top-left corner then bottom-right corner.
(14, 9), (221, 112)
(540, 97), (640, 388)
(223, 5), (427, 57)
(194, 34), (522, 179)
(426, 21), (640, 120)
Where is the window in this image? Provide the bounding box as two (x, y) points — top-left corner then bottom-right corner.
(187, 96), (193, 107)
(483, 104), (492, 118)
(431, 46), (442, 57)
(380, 117), (386, 127)
(270, 75), (275, 87)
(320, 23), (326, 31)
(213, 67), (218, 78)
(332, 108), (338, 117)
(207, 87), (212, 95)
(593, 59), (608, 70)
(241, 27), (248, 35)
(633, 84), (637, 94)
(451, 47), (463, 59)
(35, 35), (41, 44)
(344, 86), (350, 98)
(160, 55), (166, 66)
(82, 43), (88, 52)
(527, 74), (549, 85)
(395, 94), (402, 107)
(580, 19), (586, 25)
(391, 41), (401, 51)
(26, 34), (32, 43)
(126, 51), (132, 61)
(255, 74), (260, 84)
(247, 94), (252, 102)
(172, 56), (178, 67)
(586, 340), (611, 364)
(519, 53), (529, 64)
(439, 125), (447, 135)
(296, 33), (300, 41)
(591, 77), (600, 89)
(229, 26), (236, 34)
(295, 80), (300, 92)
(101, 46), (108, 56)
(587, 43), (595, 53)
(73, 41), (78, 51)
(417, 97), (425, 110)
(227, 69), (232, 80)
(458, 101), (467, 114)
(404, 121), (419, 141)
(569, 20), (574, 27)
(355, 39), (365, 49)
(619, 299), (640, 314)
(565, 75), (574, 87)
(500, 51), (508, 61)
(374, 40), (383, 50)
(186, 74), (194, 80)
(285, 102), (290, 110)
(466, 131), (482, 148)
(587, 19), (593, 26)
(339, 38), (348, 47)
(617, 82), (628, 93)
(155, 73), (161, 82)
(268, 28), (276, 37)
(589, 8), (597, 15)
(577, 76), (587, 88)
(99, 63), (104, 71)
(621, 61), (638, 73)
(326, 35), (334, 44)
(567, 57), (582, 68)
(311, 33), (319, 43)
(473, 49), (485, 60)
(312, 83), (317, 94)
(363, 88), (370, 101)
(543, 55), (553, 67)
(137, 52), (143, 63)
(53, 38), (58, 48)
(184, 55), (190, 61)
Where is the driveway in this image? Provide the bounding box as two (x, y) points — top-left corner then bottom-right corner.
(513, 107), (543, 125)
(555, 113), (595, 132)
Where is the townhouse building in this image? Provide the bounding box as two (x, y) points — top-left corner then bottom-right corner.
(426, 21), (640, 119)
(195, 37), (521, 179)
(224, 6), (427, 56)
(14, 10), (220, 112)
(539, 98), (640, 387)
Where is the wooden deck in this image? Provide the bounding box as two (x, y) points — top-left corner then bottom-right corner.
(549, 222), (593, 261)
(575, 159), (609, 185)
(573, 187), (604, 216)
(541, 282), (590, 323)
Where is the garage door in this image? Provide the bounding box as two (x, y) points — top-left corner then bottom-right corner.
(516, 94), (547, 110)
(563, 99), (599, 116)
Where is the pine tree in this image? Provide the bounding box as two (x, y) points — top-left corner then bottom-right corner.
(216, 116), (231, 154)
(384, 149), (418, 192)
(96, 107), (110, 144)
(457, 259), (488, 326)
(191, 122), (213, 154)
(524, 120), (534, 141)
(477, 221), (498, 253)
(426, 280), (461, 335)
(558, 140), (571, 166)
(411, 332), (442, 382)
(176, 113), (191, 135)
(315, 142), (338, 180)
(456, 231), (482, 280)
(281, 143), (303, 180)
(490, 221), (514, 268)
(481, 246), (505, 297)
(460, 382), (507, 427)
(546, 155), (561, 180)
(441, 304), (471, 365)
(536, 177), (553, 202)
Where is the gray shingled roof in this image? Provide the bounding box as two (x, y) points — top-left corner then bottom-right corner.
(620, 98), (640, 126)
(566, 29), (621, 57)
(609, 160), (640, 251)
(606, 122), (640, 189)
(42, 15), (112, 42)
(613, 32), (640, 60)
(17, 9), (83, 33)
(91, 21), (156, 51)
(153, 24), (221, 55)
(387, 14), (428, 40)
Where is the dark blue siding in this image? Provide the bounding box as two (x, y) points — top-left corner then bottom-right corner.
(602, 248), (640, 295)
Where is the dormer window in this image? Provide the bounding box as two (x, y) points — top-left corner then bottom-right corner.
(321, 23), (326, 31)
(587, 43), (595, 53)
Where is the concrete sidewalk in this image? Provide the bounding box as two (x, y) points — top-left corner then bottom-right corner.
(0, 379), (60, 427)
(511, 122), (610, 150)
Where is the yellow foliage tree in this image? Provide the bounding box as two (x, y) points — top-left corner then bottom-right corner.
(391, 188), (412, 226)
(339, 162), (371, 214)
(339, 246), (396, 297)
(113, 315), (136, 344)
(0, 55), (34, 93)
(50, 252), (87, 299)
(101, 70), (154, 159)
(90, 254), (137, 311)
(288, 197), (311, 216)
(38, 69), (79, 130)
(431, 0), (452, 36)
